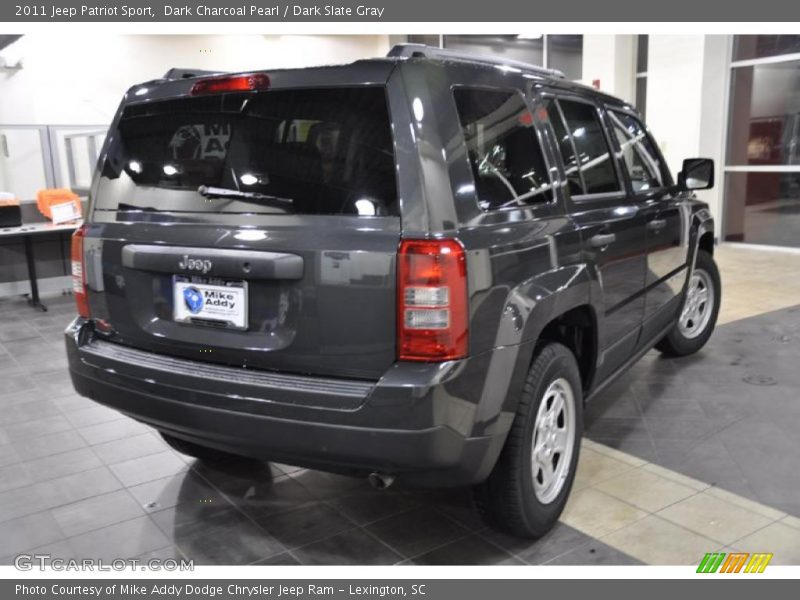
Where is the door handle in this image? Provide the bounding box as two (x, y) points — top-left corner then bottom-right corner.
(647, 218), (667, 231)
(589, 233), (616, 248)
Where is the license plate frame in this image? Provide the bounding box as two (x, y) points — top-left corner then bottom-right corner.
(172, 275), (248, 330)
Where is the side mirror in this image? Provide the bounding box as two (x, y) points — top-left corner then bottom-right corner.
(678, 158), (714, 191)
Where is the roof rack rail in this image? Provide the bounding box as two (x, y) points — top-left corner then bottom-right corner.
(387, 44), (566, 79)
(162, 68), (225, 80)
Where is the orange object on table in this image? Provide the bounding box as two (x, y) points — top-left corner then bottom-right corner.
(36, 188), (82, 221)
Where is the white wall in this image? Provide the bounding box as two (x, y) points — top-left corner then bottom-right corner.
(646, 36), (707, 176)
(581, 35), (636, 104)
(646, 35), (730, 237)
(697, 36), (731, 236)
(0, 34), (392, 125)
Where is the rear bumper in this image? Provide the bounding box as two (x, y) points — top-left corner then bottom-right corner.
(65, 318), (514, 486)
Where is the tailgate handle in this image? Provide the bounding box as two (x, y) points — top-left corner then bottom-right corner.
(121, 245), (304, 280)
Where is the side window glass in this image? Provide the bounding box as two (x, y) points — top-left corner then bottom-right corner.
(453, 88), (553, 211)
(558, 99), (621, 195)
(609, 110), (665, 192)
(545, 99), (584, 196)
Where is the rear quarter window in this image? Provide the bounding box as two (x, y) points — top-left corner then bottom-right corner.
(452, 88), (553, 211)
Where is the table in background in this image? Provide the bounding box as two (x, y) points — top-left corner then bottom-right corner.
(0, 221), (82, 311)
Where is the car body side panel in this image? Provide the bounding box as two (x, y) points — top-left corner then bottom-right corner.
(413, 63), (602, 439)
(639, 192), (694, 342)
(384, 64), (434, 236)
(392, 61), (462, 236)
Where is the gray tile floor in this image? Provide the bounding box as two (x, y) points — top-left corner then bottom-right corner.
(585, 303), (800, 515)
(0, 294), (638, 566)
(1, 245), (798, 565)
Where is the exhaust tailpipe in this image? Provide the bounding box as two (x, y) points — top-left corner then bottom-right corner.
(368, 472), (395, 490)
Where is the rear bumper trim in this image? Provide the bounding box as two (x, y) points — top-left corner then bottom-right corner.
(66, 321), (506, 485)
(70, 367), (482, 477)
(81, 338), (374, 399)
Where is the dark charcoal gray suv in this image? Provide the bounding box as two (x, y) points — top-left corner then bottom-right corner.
(66, 44), (721, 538)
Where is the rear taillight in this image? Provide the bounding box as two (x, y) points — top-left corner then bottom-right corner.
(190, 73), (270, 95)
(398, 239), (468, 361)
(71, 225), (90, 318)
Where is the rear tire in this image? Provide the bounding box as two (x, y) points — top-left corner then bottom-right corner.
(474, 342), (583, 539)
(160, 433), (242, 463)
(656, 249), (720, 357)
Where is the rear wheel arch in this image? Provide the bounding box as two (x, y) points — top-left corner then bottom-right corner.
(474, 340), (584, 538)
(491, 270), (599, 424)
(533, 304), (599, 396)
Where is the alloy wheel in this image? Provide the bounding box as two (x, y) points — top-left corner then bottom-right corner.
(531, 377), (576, 504)
(679, 268), (714, 339)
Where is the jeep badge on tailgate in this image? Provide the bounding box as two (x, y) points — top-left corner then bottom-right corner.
(178, 255), (213, 274)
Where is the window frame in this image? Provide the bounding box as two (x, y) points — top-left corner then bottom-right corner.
(450, 83), (559, 214)
(541, 92), (628, 203)
(604, 104), (674, 197)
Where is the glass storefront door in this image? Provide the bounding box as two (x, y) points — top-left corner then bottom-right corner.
(724, 37), (800, 246)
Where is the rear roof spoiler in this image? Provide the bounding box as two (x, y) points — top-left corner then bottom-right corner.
(387, 43), (566, 79)
(162, 67), (226, 80)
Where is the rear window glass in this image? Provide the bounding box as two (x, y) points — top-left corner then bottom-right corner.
(95, 87), (398, 217)
(453, 88), (553, 210)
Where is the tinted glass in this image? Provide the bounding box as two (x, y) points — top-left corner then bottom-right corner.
(558, 99), (621, 195)
(636, 35), (649, 73)
(733, 35), (800, 61)
(609, 111), (666, 192)
(547, 35), (583, 80)
(727, 60), (800, 167)
(96, 87), (398, 217)
(545, 99), (583, 196)
(453, 88), (553, 210)
(724, 172), (800, 247)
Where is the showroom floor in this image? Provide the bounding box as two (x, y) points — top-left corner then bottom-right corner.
(1, 244), (799, 566)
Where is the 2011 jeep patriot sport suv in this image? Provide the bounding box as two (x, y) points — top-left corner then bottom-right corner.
(66, 44), (721, 538)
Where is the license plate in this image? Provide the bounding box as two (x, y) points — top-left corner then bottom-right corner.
(173, 276), (248, 330)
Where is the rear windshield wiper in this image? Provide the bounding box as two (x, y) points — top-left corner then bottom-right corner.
(197, 185), (294, 207)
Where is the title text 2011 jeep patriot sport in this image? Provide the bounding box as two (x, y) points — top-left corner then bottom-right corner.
(66, 44), (721, 538)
